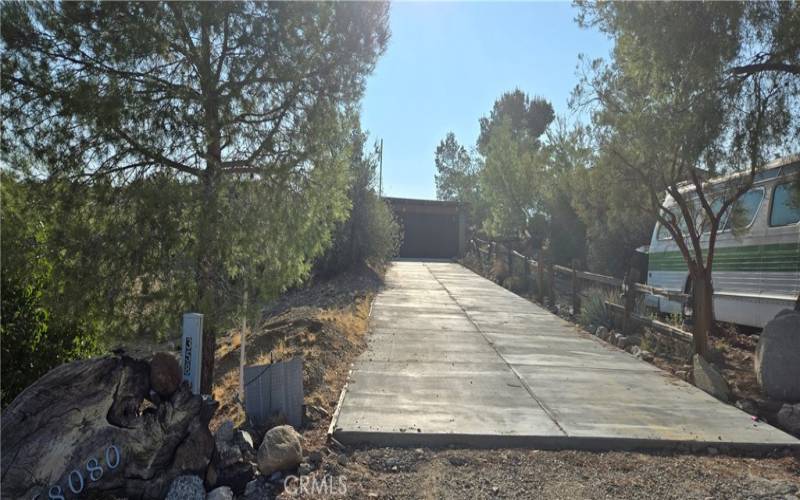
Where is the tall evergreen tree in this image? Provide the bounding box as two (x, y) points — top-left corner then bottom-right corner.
(2, 1), (389, 390)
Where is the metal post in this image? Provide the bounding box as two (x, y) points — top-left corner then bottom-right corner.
(181, 313), (204, 395)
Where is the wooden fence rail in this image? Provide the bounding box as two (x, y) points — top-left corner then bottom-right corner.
(469, 237), (693, 342)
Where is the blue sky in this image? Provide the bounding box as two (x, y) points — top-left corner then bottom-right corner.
(360, 1), (612, 199)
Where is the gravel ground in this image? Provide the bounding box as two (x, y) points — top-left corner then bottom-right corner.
(290, 446), (800, 500)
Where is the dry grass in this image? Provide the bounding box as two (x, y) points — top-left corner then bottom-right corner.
(208, 267), (380, 447)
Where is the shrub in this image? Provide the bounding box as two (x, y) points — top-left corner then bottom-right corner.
(1, 272), (99, 406)
(316, 131), (401, 275)
(1, 176), (99, 405)
(503, 275), (530, 294)
(578, 287), (620, 329)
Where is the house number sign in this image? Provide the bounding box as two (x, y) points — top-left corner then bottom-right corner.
(31, 444), (121, 499)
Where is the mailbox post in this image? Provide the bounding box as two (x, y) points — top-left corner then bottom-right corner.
(181, 313), (204, 395)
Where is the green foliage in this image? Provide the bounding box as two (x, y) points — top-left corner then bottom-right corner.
(0, 2), (390, 397)
(433, 132), (488, 230)
(435, 133), (475, 201)
(574, 1), (800, 266)
(477, 89), (554, 156)
(480, 118), (550, 242)
(577, 288), (619, 329)
(1, 174), (100, 406)
(317, 127), (401, 275)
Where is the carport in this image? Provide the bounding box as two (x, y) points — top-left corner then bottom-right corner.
(384, 197), (467, 259)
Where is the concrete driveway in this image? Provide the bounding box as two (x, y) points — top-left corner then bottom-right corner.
(331, 261), (799, 451)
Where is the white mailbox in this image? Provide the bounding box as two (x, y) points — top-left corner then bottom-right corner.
(181, 313), (203, 394)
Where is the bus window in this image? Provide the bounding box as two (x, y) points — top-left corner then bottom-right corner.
(699, 198), (725, 234)
(723, 188), (764, 231)
(657, 223), (671, 240)
(770, 182), (800, 226)
(657, 208), (690, 240)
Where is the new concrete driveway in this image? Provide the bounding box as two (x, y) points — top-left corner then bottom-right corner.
(331, 261), (799, 451)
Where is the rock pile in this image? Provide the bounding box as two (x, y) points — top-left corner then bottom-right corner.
(1, 353), (215, 499)
(168, 419), (309, 499)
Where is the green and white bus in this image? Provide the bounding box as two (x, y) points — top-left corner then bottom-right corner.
(645, 155), (800, 329)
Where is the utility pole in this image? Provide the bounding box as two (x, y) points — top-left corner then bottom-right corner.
(378, 138), (383, 198)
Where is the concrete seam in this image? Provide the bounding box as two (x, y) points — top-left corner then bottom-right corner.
(423, 262), (569, 437)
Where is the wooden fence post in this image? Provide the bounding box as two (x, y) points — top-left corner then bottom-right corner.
(537, 256), (545, 304)
(571, 259), (581, 316)
(523, 255), (531, 289)
(547, 261), (555, 307)
(623, 267), (640, 334)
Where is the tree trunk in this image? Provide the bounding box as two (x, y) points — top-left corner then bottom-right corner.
(1, 355), (215, 500)
(692, 268), (713, 359)
(197, 4), (223, 395)
(197, 169), (221, 395)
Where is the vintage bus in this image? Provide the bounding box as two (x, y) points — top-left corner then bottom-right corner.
(645, 155), (800, 329)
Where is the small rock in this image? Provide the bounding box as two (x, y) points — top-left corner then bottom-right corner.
(595, 326), (608, 338)
(165, 475), (205, 500)
(692, 354), (731, 403)
(448, 456), (468, 466)
(207, 486), (234, 500)
(217, 441), (244, 468)
(630, 346), (642, 357)
(777, 403), (800, 436)
(337, 453), (348, 466)
(492, 486), (500, 494)
(173, 425), (214, 475)
(675, 370), (690, 381)
(215, 420), (235, 445)
(215, 461), (256, 495)
(308, 450), (323, 465)
(640, 350), (654, 362)
(588, 324), (597, 335)
(205, 463), (218, 489)
(616, 335), (629, 348)
(298, 462), (314, 475)
(243, 477), (271, 500)
(257, 425), (303, 476)
(150, 352), (182, 398)
(734, 398), (759, 416)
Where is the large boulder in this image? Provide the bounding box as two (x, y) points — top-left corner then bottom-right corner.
(692, 354), (731, 403)
(166, 475), (205, 500)
(755, 310), (800, 402)
(1, 355), (215, 500)
(257, 425), (303, 476)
